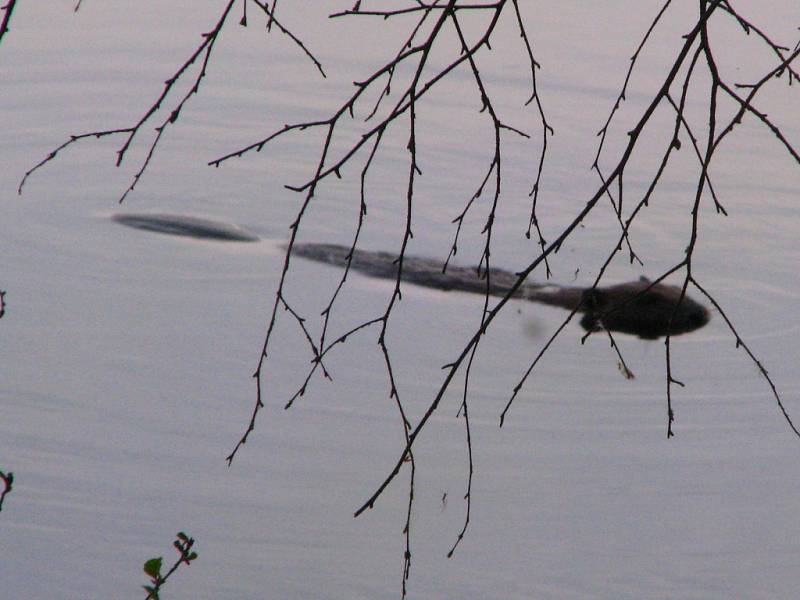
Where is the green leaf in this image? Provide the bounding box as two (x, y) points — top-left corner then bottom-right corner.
(187, 551), (198, 561)
(143, 557), (163, 578)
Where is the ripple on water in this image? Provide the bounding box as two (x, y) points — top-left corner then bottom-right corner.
(111, 213), (259, 242)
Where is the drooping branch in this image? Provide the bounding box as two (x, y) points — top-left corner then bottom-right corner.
(690, 278), (800, 437)
(329, 2), (499, 20)
(593, 0), (674, 169)
(250, 0), (326, 77)
(20, 0), (238, 200)
(20, 0), (323, 202)
(16, 4), (800, 595)
(720, 0), (800, 84)
(224, 0), (518, 466)
(0, 469), (13, 512)
(0, 0), (18, 46)
(353, 0), (724, 519)
(592, 0), (673, 264)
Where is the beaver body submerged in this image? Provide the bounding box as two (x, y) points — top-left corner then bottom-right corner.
(292, 242), (710, 339)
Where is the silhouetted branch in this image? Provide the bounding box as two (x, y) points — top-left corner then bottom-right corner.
(607, 330), (635, 380)
(511, 0), (553, 256)
(21, 0), (323, 201)
(19, 129), (132, 195)
(0, 469), (13, 512)
(592, 0), (672, 263)
(17, 3), (800, 595)
(354, 0), (724, 519)
(593, 0), (673, 169)
(250, 0), (326, 77)
(447, 347), (475, 559)
(330, 2), (498, 19)
(0, 0), (18, 46)
(720, 0), (800, 84)
(690, 278), (800, 437)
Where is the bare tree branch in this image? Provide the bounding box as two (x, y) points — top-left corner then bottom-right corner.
(0, 0), (18, 46)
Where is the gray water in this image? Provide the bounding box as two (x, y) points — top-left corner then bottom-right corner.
(2, 2), (800, 598)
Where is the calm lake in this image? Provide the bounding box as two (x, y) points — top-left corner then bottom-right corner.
(2, 2), (800, 598)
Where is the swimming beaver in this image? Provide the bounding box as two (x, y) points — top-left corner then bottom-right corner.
(291, 243), (710, 339)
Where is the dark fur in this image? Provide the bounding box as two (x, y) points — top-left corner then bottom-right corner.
(292, 243), (710, 339)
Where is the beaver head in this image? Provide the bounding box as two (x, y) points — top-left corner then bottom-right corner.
(579, 277), (710, 339)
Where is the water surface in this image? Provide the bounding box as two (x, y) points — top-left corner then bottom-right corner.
(2, 2), (800, 598)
